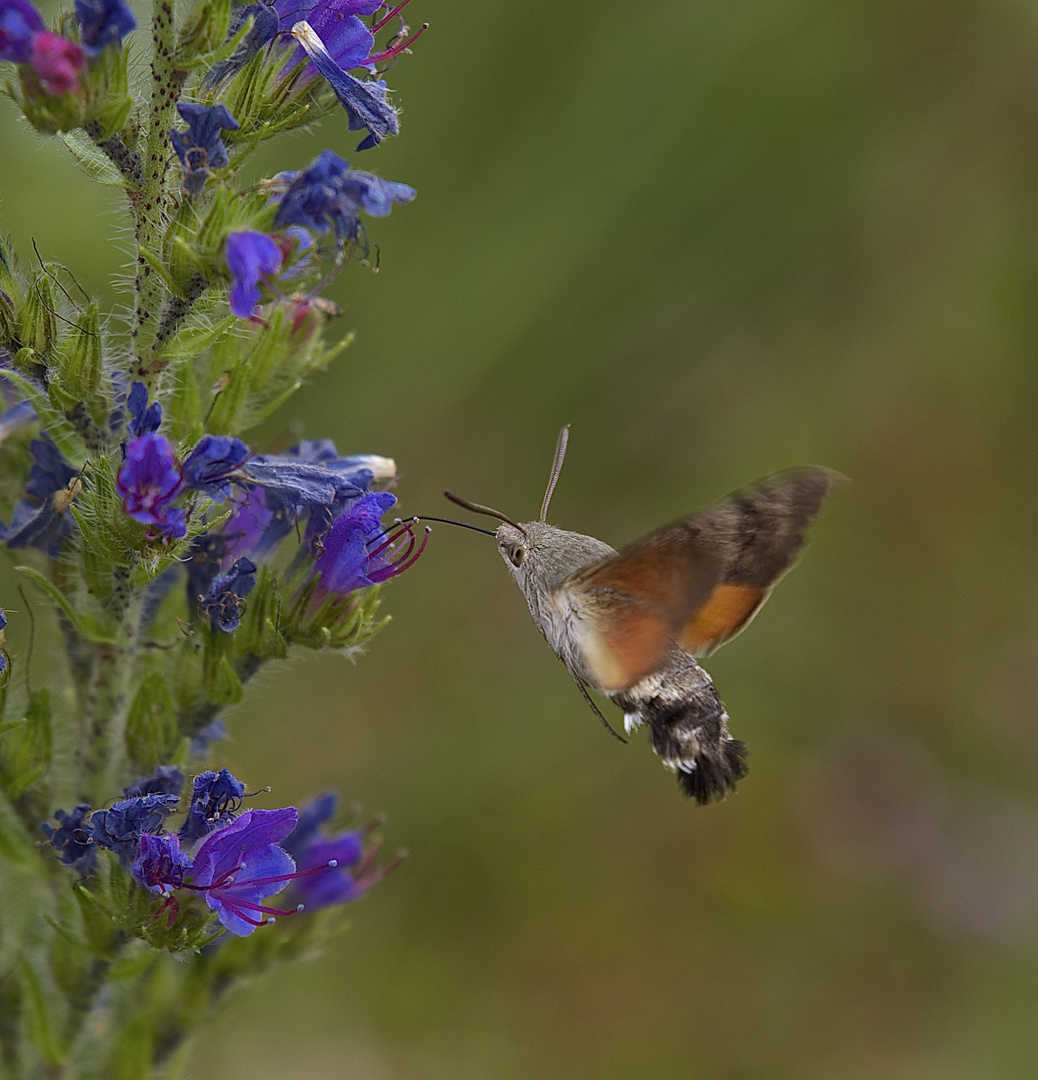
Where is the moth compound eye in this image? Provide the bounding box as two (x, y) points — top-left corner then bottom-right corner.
(509, 545), (526, 568)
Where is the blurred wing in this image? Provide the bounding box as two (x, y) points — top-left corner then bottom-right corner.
(561, 466), (838, 690)
(676, 466), (839, 656)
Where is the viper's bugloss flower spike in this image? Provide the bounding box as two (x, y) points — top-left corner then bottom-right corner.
(90, 794), (180, 864)
(171, 103), (239, 195)
(73, 0), (135, 57)
(132, 832), (192, 896)
(225, 231), (282, 318)
(116, 432), (187, 539)
(273, 149), (415, 243)
(186, 806), (300, 936)
(0, 0), (43, 62)
(126, 381), (162, 438)
(291, 21), (398, 151)
(28, 31), (84, 95)
(310, 490), (429, 597)
(182, 434), (250, 500)
(0, 434), (78, 557)
(200, 556), (256, 632)
(179, 768), (246, 843)
(41, 805), (97, 874)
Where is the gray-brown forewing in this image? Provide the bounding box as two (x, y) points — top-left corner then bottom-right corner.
(558, 466), (838, 691)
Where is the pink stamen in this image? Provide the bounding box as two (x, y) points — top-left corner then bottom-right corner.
(244, 858), (339, 888)
(370, 525), (428, 582)
(367, 518), (416, 559)
(368, 20), (428, 64)
(220, 896), (303, 917)
(371, 0), (410, 34)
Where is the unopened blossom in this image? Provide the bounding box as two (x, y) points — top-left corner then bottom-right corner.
(28, 31), (84, 94)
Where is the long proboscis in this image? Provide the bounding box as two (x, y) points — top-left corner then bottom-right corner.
(540, 424), (570, 522)
(418, 515), (497, 537)
(443, 491), (527, 535)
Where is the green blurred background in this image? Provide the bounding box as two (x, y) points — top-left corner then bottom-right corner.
(7, 0), (1038, 1075)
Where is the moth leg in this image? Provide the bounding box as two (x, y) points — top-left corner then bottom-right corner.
(570, 673), (627, 744)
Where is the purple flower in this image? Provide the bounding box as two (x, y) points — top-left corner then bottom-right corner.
(91, 794), (180, 863)
(116, 432), (186, 538)
(126, 381), (161, 438)
(186, 807), (302, 936)
(222, 486), (295, 561)
(283, 792), (389, 909)
(41, 804), (96, 874)
(170, 103), (239, 195)
(0, 0), (43, 62)
(237, 455), (340, 504)
(28, 31), (84, 94)
(311, 490), (426, 597)
(225, 231), (282, 318)
(73, 0), (135, 56)
(132, 832), (192, 896)
(182, 433), (250, 499)
(290, 21), (398, 151)
(123, 765), (185, 799)
(185, 532), (234, 607)
(0, 434), (78, 557)
(179, 768), (245, 843)
(275, 0), (379, 75)
(273, 149), (415, 244)
(199, 556), (256, 632)
(190, 718), (227, 758)
(0, 399), (37, 442)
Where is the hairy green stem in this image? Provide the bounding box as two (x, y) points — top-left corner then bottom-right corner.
(131, 0), (186, 385)
(86, 565), (144, 804)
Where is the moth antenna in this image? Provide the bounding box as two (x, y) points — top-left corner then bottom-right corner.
(540, 424), (570, 522)
(417, 515), (497, 537)
(443, 492), (527, 536)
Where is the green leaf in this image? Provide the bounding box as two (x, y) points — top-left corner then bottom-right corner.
(0, 691), (51, 800)
(0, 787), (36, 864)
(19, 958), (66, 1066)
(57, 131), (129, 187)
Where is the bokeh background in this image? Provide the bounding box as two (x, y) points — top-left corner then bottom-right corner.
(6, 0), (1038, 1075)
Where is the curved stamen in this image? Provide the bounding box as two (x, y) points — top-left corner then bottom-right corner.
(368, 21), (427, 64)
(371, 0), (410, 33)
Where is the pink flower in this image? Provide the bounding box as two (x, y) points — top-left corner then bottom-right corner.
(28, 31), (83, 94)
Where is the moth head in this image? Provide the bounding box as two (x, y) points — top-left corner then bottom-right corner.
(444, 424), (572, 580)
(497, 522), (529, 572)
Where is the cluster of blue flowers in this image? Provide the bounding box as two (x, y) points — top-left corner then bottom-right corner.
(44, 767), (391, 936)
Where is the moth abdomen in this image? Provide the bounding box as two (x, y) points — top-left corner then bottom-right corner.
(613, 655), (749, 804)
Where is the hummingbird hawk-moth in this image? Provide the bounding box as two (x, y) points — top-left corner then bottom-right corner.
(443, 428), (837, 804)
